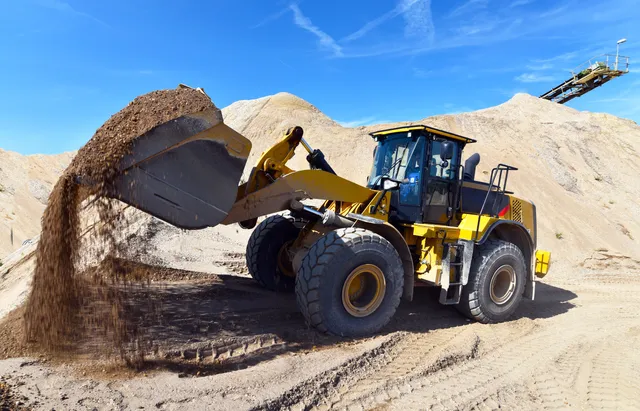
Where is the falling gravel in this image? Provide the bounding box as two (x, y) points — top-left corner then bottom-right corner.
(21, 87), (219, 361)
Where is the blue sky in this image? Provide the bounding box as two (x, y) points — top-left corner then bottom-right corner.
(1, 0), (639, 155)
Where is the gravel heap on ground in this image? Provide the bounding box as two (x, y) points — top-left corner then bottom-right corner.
(21, 88), (220, 361)
(0, 378), (28, 410)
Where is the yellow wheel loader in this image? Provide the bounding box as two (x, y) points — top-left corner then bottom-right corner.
(91, 101), (551, 337)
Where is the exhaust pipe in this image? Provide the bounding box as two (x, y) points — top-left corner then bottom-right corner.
(464, 153), (481, 181)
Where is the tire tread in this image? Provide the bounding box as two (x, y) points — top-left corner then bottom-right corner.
(457, 239), (525, 323)
(295, 228), (403, 336)
(246, 214), (297, 290)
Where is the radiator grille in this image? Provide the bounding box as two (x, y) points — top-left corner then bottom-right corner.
(512, 199), (523, 223)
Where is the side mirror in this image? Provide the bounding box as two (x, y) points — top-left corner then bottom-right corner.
(440, 141), (454, 160)
(381, 177), (401, 191)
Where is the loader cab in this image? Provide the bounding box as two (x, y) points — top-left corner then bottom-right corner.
(367, 126), (476, 225)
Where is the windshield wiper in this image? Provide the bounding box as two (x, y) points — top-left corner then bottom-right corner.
(391, 142), (410, 179)
(372, 141), (414, 187)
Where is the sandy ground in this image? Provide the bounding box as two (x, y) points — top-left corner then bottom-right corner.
(2, 92), (640, 410)
(1, 232), (639, 410)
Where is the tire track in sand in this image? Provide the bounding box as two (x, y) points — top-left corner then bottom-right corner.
(582, 340), (640, 410)
(258, 319), (540, 411)
(374, 314), (608, 411)
(255, 327), (469, 411)
(316, 327), (480, 411)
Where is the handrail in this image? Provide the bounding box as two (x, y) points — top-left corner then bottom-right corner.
(446, 163), (465, 225)
(474, 164), (518, 242)
(570, 54), (630, 77)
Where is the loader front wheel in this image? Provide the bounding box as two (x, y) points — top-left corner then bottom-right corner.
(246, 215), (300, 292)
(456, 239), (526, 323)
(295, 228), (404, 337)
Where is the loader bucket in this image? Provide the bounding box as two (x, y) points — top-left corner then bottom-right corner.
(89, 111), (252, 229)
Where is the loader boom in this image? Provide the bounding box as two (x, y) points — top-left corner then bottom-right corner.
(225, 126), (377, 226)
(91, 113), (378, 230)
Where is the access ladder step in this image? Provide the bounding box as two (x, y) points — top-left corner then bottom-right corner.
(439, 284), (462, 305)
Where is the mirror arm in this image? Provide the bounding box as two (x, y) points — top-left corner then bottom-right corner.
(371, 189), (388, 215)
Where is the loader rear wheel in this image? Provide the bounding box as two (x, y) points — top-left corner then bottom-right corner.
(246, 215), (300, 292)
(456, 239), (526, 323)
(295, 228), (404, 337)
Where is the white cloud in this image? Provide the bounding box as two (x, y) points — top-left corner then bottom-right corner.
(532, 51), (580, 64)
(280, 0), (635, 61)
(402, 0), (435, 43)
(586, 86), (640, 121)
(509, 0), (533, 7)
(526, 63), (554, 71)
(338, 117), (391, 127)
(251, 7), (289, 29)
(491, 87), (530, 97)
(453, 19), (498, 36)
(290, 4), (343, 57)
(341, 0), (434, 44)
(413, 67), (433, 78)
(590, 97), (634, 103)
(538, 5), (569, 18)
(35, 0), (110, 28)
(103, 69), (157, 77)
(341, 6), (405, 42)
(288, 0), (434, 58)
(448, 0), (488, 18)
(515, 73), (558, 83)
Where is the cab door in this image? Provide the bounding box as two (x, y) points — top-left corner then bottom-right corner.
(422, 137), (462, 225)
(393, 137), (426, 222)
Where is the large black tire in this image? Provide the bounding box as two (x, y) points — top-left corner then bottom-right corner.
(295, 228), (404, 337)
(246, 215), (300, 291)
(456, 239), (526, 323)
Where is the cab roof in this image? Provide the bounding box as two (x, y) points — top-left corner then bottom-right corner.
(369, 125), (477, 144)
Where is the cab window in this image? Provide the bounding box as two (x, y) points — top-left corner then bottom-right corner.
(428, 138), (459, 180)
(368, 132), (421, 187)
(398, 138), (425, 206)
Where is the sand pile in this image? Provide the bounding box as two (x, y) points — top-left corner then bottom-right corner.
(224, 92), (640, 266)
(0, 150), (73, 257)
(20, 88), (219, 360)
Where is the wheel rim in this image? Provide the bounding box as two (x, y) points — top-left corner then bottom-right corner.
(489, 264), (517, 305)
(341, 264), (386, 318)
(276, 240), (296, 278)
